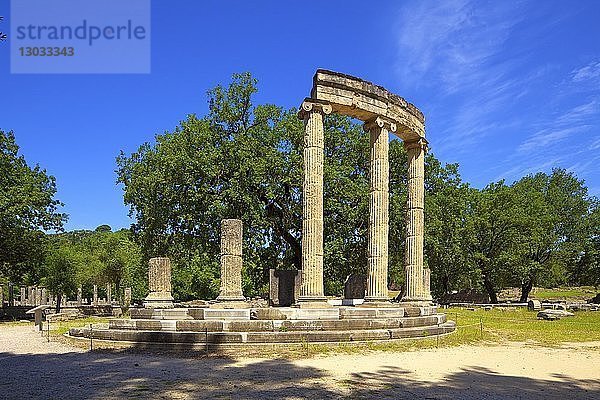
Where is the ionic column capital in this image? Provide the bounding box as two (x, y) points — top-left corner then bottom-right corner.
(363, 116), (397, 134)
(298, 99), (332, 120)
(403, 137), (429, 152)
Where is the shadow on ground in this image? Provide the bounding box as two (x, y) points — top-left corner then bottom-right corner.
(0, 349), (598, 399)
(347, 366), (600, 399)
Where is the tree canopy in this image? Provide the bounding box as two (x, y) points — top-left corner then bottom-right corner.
(116, 73), (487, 299)
(0, 130), (66, 282)
(2, 73), (597, 304)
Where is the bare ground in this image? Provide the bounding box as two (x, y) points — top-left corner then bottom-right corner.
(1, 324), (599, 399)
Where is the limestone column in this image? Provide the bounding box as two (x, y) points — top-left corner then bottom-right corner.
(297, 100), (331, 303)
(144, 257), (174, 308)
(402, 138), (432, 302)
(8, 283), (14, 306)
(41, 288), (47, 305)
(28, 286), (34, 306)
(93, 285), (98, 306)
(20, 287), (26, 306)
(124, 287), (132, 307)
(106, 283), (112, 305)
(0, 285), (4, 308)
(364, 117), (395, 301)
(77, 287), (82, 306)
(217, 219), (245, 301)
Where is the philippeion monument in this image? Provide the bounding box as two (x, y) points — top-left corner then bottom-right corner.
(297, 70), (432, 306)
(69, 70), (454, 351)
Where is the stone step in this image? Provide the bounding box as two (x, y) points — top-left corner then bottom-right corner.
(130, 308), (195, 320)
(270, 307), (340, 320)
(109, 314), (446, 332)
(339, 307), (405, 319)
(203, 309), (250, 320)
(327, 299), (365, 306)
(69, 321), (456, 346)
(128, 306), (438, 321)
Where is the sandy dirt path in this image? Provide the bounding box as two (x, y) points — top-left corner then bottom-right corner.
(1, 324), (599, 399)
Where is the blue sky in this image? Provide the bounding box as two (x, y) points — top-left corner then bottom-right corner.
(1, 0), (599, 231)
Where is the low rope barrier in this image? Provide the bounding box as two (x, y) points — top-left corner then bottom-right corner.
(452, 313), (600, 326)
(454, 322), (482, 328)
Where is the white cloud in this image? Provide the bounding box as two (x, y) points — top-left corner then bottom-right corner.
(571, 61), (600, 83)
(396, 0), (524, 93)
(590, 137), (600, 150)
(518, 125), (590, 152)
(393, 1), (600, 193)
(517, 99), (599, 152)
(394, 0), (538, 156)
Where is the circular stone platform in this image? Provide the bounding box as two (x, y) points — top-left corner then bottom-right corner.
(68, 305), (455, 352)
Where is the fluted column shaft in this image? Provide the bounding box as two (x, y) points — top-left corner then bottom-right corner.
(144, 257), (174, 308)
(402, 138), (432, 302)
(364, 117), (395, 301)
(93, 285), (98, 306)
(298, 100), (331, 301)
(217, 219), (245, 301)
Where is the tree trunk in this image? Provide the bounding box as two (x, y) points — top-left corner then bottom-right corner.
(55, 293), (62, 313)
(520, 278), (533, 303)
(482, 274), (498, 304)
(262, 196), (302, 270)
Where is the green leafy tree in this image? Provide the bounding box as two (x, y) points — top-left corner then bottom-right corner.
(95, 224), (112, 233)
(0, 130), (66, 282)
(462, 182), (523, 303)
(511, 170), (592, 301)
(574, 200), (599, 287)
(47, 228), (145, 301)
(44, 242), (81, 312)
(116, 73), (464, 300)
(425, 175), (475, 296)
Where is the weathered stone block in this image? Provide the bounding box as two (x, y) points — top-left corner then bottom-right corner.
(220, 219), (243, 256)
(123, 287), (132, 307)
(340, 307), (405, 319)
(134, 320), (163, 330)
(275, 307), (339, 320)
(217, 219), (245, 302)
(144, 257), (174, 308)
(253, 308), (288, 320)
(225, 320), (274, 332)
(269, 269), (301, 307)
(187, 308), (205, 320)
(176, 320), (224, 332)
(344, 274), (367, 300)
(203, 309), (250, 320)
(157, 309), (192, 320)
(130, 308), (154, 319)
(528, 299), (542, 311)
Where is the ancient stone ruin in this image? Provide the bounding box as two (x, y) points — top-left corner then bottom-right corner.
(68, 70), (454, 351)
(298, 70), (431, 304)
(216, 219), (245, 302)
(144, 257), (174, 308)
